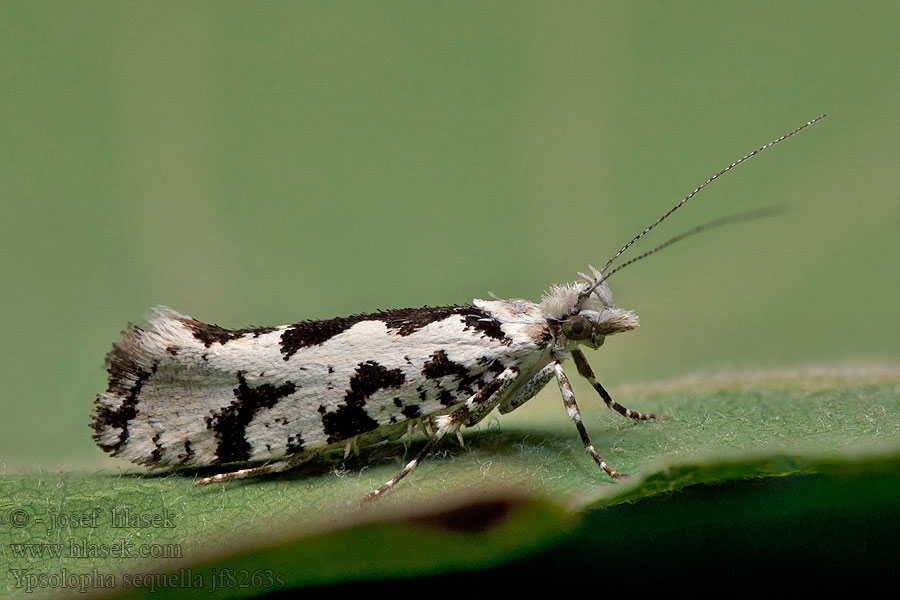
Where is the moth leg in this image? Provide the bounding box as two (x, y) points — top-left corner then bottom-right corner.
(554, 361), (625, 480)
(417, 417), (434, 437)
(360, 366), (520, 504)
(465, 361), (556, 427)
(463, 377), (512, 427)
(463, 402), (497, 428)
(192, 450), (317, 487)
(343, 435), (360, 459)
(571, 348), (660, 421)
(496, 362), (557, 415)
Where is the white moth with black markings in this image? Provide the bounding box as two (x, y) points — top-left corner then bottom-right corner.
(92, 115), (825, 503)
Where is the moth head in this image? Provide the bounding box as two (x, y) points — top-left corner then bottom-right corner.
(541, 281), (639, 349)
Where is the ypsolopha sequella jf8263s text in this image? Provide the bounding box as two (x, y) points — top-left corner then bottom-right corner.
(92, 115), (826, 503)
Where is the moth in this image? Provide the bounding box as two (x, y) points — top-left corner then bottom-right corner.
(92, 115), (825, 503)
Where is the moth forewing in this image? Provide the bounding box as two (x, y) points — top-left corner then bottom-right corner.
(92, 304), (547, 476)
(92, 115), (825, 502)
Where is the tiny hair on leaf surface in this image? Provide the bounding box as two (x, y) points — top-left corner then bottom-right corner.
(6, 367), (899, 595)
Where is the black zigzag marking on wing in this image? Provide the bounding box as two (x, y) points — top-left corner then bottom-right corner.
(422, 350), (482, 394)
(206, 373), (297, 464)
(322, 361), (405, 444)
(279, 306), (509, 360)
(181, 318), (277, 348)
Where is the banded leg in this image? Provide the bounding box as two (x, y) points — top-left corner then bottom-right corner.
(466, 362), (555, 426)
(463, 392), (504, 428)
(360, 366), (520, 504)
(192, 450), (317, 487)
(554, 361), (624, 480)
(571, 349), (660, 421)
(497, 362), (556, 415)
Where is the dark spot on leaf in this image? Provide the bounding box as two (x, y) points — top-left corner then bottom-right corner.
(404, 499), (518, 533)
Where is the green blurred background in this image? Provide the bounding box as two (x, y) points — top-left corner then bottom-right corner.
(1, 2), (897, 472)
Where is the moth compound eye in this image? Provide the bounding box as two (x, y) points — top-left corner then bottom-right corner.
(562, 315), (592, 340)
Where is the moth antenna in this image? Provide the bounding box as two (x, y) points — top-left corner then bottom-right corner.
(602, 205), (785, 281)
(574, 114), (826, 310)
(599, 115), (826, 275)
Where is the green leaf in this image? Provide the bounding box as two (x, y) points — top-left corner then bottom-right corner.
(2, 368), (898, 596)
